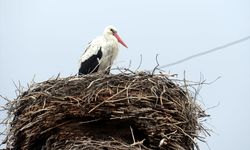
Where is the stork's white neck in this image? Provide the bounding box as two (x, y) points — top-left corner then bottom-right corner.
(103, 33), (118, 43)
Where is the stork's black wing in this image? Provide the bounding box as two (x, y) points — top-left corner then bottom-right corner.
(78, 47), (103, 75)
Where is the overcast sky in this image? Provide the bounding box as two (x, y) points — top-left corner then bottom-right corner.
(0, 0), (250, 149)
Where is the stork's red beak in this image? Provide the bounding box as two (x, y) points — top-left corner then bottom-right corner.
(113, 33), (128, 48)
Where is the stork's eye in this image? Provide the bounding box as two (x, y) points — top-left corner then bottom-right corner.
(110, 28), (114, 33)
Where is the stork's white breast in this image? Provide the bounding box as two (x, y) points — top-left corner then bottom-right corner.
(98, 36), (119, 71)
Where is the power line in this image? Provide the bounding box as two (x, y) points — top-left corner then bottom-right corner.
(159, 35), (250, 69)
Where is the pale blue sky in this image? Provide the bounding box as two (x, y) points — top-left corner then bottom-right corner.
(0, 0), (250, 149)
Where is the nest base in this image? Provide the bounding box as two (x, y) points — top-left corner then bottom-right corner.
(5, 73), (207, 150)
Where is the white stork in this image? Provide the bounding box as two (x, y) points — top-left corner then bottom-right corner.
(78, 25), (128, 75)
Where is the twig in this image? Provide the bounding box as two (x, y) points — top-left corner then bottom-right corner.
(135, 54), (143, 72)
(151, 54), (160, 75)
(130, 126), (136, 144)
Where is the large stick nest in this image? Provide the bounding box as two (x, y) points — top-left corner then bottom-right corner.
(5, 72), (208, 150)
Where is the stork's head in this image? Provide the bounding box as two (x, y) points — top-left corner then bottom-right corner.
(103, 25), (128, 48)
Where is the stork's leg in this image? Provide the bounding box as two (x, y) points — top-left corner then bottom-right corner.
(104, 66), (111, 74)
